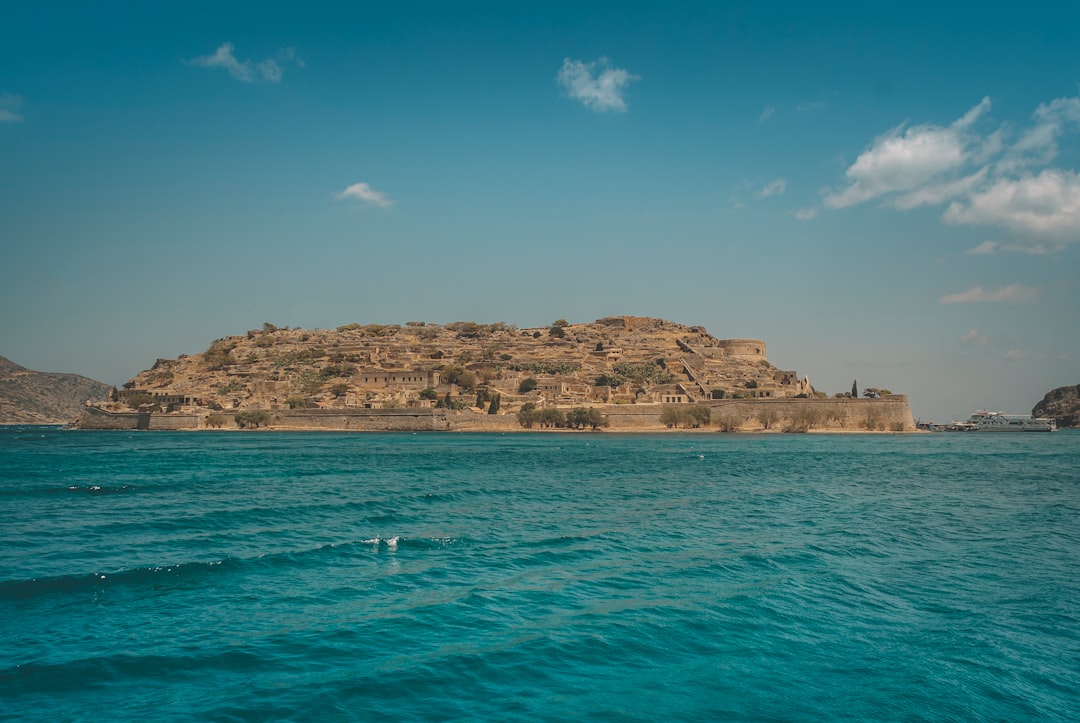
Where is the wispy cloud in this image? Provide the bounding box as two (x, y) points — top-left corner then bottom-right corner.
(1006, 349), (1030, 361)
(556, 57), (638, 113)
(336, 182), (394, 208)
(189, 43), (302, 83)
(756, 178), (787, 199)
(796, 100), (827, 113)
(758, 105), (777, 123)
(795, 207), (818, 221)
(820, 93), (1080, 252)
(0, 93), (23, 123)
(940, 284), (1039, 304)
(824, 97), (992, 209)
(962, 328), (988, 346)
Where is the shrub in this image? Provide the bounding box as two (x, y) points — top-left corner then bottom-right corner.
(330, 384), (349, 398)
(285, 397), (310, 409)
(711, 389), (726, 399)
(594, 374), (623, 388)
(549, 325), (566, 338)
(518, 378), (539, 394)
(217, 380), (243, 395)
(758, 409), (781, 430)
(419, 387), (438, 400)
(235, 410), (271, 428)
(126, 392), (157, 409)
(203, 340), (235, 371)
(205, 413), (229, 428)
(715, 414), (742, 432)
(566, 407), (607, 429)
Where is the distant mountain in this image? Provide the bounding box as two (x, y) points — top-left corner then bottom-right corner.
(0, 356), (112, 424)
(1033, 384), (1080, 429)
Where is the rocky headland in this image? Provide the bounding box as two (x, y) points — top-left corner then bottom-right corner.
(78, 316), (915, 432)
(1033, 384), (1080, 428)
(0, 355), (112, 424)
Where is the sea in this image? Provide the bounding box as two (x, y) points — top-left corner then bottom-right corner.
(1, 427), (1078, 722)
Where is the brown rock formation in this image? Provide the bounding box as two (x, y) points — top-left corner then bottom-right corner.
(1033, 384), (1080, 428)
(0, 355), (112, 424)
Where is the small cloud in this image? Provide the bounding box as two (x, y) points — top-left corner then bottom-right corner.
(337, 182), (394, 208)
(967, 240), (1000, 255)
(758, 105), (777, 123)
(796, 100), (827, 112)
(756, 178), (786, 199)
(966, 239), (1053, 255)
(1006, 349), (1029, 361)
(189, 42), (301, 83)
(1060, 352), (1073, 361)
(0, 93), (23, 123)
(556, 57), (638, 113)
(940, 284), (1039, 304)
(795, 207), (818, 221)
(962, 328), (988, 346)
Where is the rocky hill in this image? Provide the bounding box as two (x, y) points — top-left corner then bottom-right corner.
(0, 356), (112, 424)
(109, 317), (816, 415)
(1033, 384), (1080, 428)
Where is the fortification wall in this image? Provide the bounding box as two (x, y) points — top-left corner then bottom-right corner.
(715, 339), (767, 358)
(78, 396), (914, 432)
(76, 406), (199, 430)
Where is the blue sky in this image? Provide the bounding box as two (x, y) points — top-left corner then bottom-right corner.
(2, 1), (1078, 421)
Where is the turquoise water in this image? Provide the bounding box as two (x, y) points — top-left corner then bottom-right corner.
(2, 428), (1078, 721)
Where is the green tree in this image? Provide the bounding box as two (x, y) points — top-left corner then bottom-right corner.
(419, 387), (438, 400)
(517, 402), (538, 428)
(235, 410), (271, 428)
(660, 405), (681, 428)
(757, 409), (781, 430)
(539, 407), (566, 428)
(126, 392), (157, 409)
(487, 393), (501, 414)
(518, 377), (539, 394)
(687, 404), (711, 428)
(594, 373), (623, 388)
(205, 413), (229, 428)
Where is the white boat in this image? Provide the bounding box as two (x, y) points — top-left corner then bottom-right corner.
(966, 410), (1057, 432)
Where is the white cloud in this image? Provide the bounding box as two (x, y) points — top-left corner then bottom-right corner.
(556, 57), (638, 113)
(962, 328), (988, 346)
(940, 284), (1039, 304)
(756, 178), (786, 198)
(795, 207), (818, 221)
(967, 240), (1000, 255)
(943, 169), (1080, 250)
(758, 105), (776, 123)
(0, 93), (23, 123)
(189, 42), (301, 83)
(1006, 349), (1030, 361)
(824, 93), (1080, 251)
(337, 182), (394, 208)
(1009, 96), (1080, 166)
(824, 97), (991, 209)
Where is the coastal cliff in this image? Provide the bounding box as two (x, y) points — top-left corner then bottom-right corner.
(0, 355), (112, 424)
(1033, 384), (1080, 428)
(78, 317), (915, 432)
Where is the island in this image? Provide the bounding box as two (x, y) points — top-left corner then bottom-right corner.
(77, 316), (915, 432)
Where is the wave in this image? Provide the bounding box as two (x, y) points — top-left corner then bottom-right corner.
(0, 537), (469, 600)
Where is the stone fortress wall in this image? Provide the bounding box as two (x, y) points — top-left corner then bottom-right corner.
(78, 396), (914, 432)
